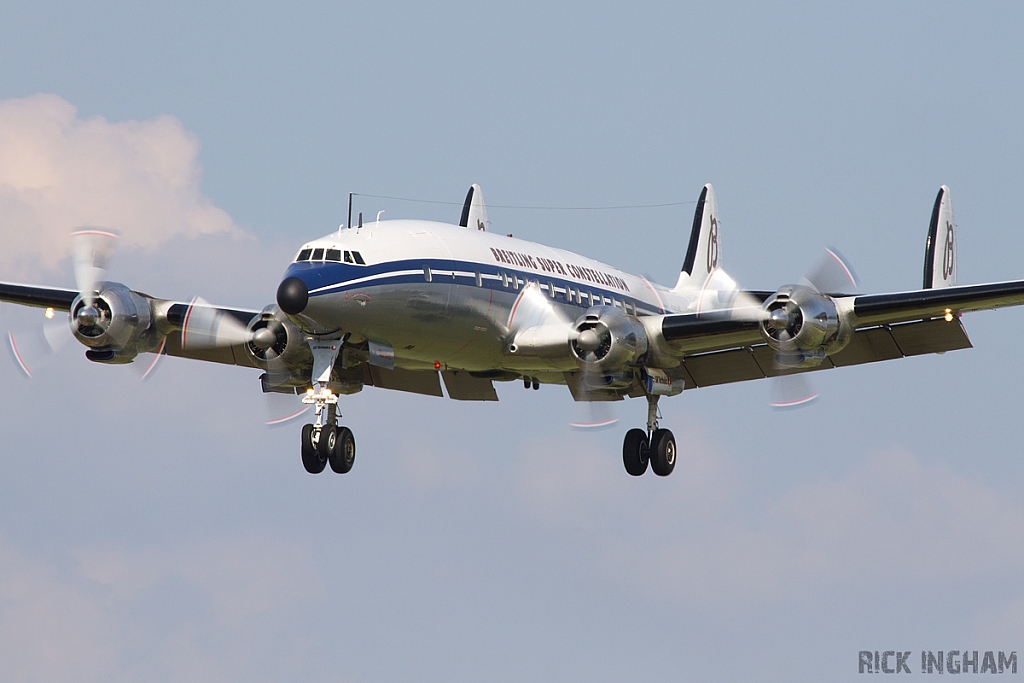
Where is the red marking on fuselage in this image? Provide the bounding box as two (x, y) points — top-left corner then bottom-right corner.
(640, 278), (665, 314)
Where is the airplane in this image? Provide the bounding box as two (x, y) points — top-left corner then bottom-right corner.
(2, 183), (1024, 477)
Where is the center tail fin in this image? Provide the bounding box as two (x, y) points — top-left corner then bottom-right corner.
(674, 183), (720, 292)
(923, 185), (956, 288)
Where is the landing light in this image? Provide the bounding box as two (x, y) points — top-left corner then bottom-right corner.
(306, 388), (314, 396)
(44, 307), (54, 319)
(944, 308), (954, 322)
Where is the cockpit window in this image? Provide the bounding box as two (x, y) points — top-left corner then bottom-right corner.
(326, 248), (342, 262)
(342, 250), (366, 264)
(297, 248), (312, 261)
(311, 248), (324, 260)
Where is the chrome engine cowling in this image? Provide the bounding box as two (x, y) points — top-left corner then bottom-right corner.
(760, 285), (852, 367)
(244, 306), (317, 391)
(571, 306), (649, 373)
(244, 306), (311, 370)
(70, 282), (156, 362)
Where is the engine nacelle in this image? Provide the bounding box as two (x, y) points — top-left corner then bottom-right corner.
(760, 285), (852, 367)
(571, 306), (649, 373)
(244, 306), (316, 390)
(70, 282), (156, 362)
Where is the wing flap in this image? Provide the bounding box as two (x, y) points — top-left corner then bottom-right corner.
(367, 366), (444, 397)
(829, 326), (903, 366)
(683, 347), (764, 387)
(442, 370), (498, 401)
(889, 317), (972, 356)
(678, 318), (971, 389)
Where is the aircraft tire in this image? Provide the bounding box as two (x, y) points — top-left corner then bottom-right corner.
(318, 424), (337, 459)
(301, 423), (327, 474)
(650, 429), (676, 477)
(329, 427), (356, 474)
(622, 428), (650, 476)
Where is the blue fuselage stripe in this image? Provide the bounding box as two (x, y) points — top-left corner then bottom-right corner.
(284, 259), (665, 316)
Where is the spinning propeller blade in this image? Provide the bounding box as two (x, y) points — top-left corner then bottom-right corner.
(768, 248), (858, 409)
(569, 400), (618, 429)
(802, 247), (859, 294)
(180, 297), (255, 349)
(71, 229), (118, 306)
(263, 391), (309, 427)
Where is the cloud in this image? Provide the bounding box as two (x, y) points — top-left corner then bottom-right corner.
(0, 535), (324, 683)
(0, 94), (242, 276)
(513, 432), (1024, 605)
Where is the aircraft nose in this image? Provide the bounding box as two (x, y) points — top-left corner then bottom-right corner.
(277, 276), (308, 315)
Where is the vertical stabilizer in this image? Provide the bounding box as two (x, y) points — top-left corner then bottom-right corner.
(674, 184), (720, 291)
(459, 184), (488, 231)
(923, 185), (956, 288)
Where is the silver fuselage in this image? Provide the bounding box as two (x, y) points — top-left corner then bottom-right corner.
(281, 219), (725, 378)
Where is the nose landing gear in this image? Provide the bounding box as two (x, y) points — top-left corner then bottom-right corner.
(622, 395), (676, 477)
(299, 338), (356, 475)
(299, 397), (356, 475)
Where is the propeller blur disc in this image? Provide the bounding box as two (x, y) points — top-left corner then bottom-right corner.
(802, 248), (858, 294)
(181, 297), (253, 349)
(71, 229), (118, 305)
(570, 401), (618, 429)
(264, 392), (309, 427)
(770, 373), (819, 409)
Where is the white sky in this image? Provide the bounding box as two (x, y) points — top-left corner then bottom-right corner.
(1, 2), (1023, 681)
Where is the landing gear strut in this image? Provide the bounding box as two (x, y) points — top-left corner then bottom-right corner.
(622, 394), (676, 477)
(299, 338), (356, 475)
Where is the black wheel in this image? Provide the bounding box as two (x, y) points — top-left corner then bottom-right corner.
(622, 428), (649, 476)
(650, 428), (676, 477)
(329, 426), (355, 474)
(301, 423), (327, 474)
(318, 424), (337, 459)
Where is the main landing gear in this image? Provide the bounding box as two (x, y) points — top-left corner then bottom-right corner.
(622, 395), (676, 477)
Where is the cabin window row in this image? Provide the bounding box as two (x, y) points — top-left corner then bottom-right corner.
(296, 248), (366, 264)
(495, 271), (636, 313)
(416, 266), (637, 314)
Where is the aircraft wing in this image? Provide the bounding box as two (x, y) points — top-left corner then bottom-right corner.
(852, 280), (1024, 326)
(0, 280), (262, 369)
(0, 281), (79, 310)
(654, 279), (1024, 390)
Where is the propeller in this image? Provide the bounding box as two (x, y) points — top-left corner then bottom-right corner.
(180, 297), (253, 349)
(6, 228), (119, 378)
(178, 297), (308, 426)
(570, 318), (621, 430)
(70, 228), (118, 330)
(6, 311), (73, 378)
(767, 248), (858, 409)
(263, 390), (310, 427)
(501, 280), (619, 429)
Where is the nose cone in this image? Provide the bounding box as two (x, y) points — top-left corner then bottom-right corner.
(277, 277), (308, 315)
